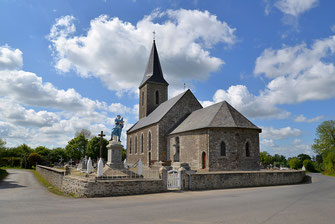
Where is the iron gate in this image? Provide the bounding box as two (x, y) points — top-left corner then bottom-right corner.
(167, 170), (180, 190)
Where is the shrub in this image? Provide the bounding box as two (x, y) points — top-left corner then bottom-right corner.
(0, 157), (22, 167)
(303, 159), (315, 172)
(27, 153), (42, 168)
(288, 157), (301, 169)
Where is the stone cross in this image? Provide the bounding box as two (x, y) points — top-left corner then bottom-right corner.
(68, 159), (73, 168)
(98, 131), (105, 159)
(59, 158), (63, 165)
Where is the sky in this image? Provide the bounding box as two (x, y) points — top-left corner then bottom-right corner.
(0, 0), (335, 157)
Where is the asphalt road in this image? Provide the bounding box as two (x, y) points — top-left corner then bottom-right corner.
(0, 169), (334, 224)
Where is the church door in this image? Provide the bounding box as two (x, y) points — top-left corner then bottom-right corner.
(202, 152), (206, 169)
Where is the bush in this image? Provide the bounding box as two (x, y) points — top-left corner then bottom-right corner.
(303, 159), (315, 172)
(288, 157), (301, 169)
(0, 157), (22, 167)
(27, 153), (42, 168)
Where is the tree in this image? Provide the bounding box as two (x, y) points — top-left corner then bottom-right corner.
(75, 129), (93, 140)
(65, 134), (88, 161)
(0, 138), (5, 149)
(35, 146), (51, 158)
(324, 151), (335, 172)
(86, 136), (108, 160)
(288, 157), (301, 169)
(260, 151), (273, 166)
(49, 147), (67, 164)
(303, 159), (315, 172)
(297, 154), (312, 163)
(312, 120), (335, 155)
(27, 153), (42, 168)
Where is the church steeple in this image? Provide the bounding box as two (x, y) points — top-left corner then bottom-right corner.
(139, 40), (169, 89)
(139, 39), (168, 119)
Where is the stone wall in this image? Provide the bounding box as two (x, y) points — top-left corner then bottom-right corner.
(36, 165), (64, 189)
(208, 128), (260, 171)
(182, 170), (305, 190)
(160, 90), (202, 161)
(127, 124), (158, 165)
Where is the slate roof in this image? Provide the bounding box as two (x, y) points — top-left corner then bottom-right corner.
(170, 101), (261, 135)
(139, 40), (169, 89)
(127, 90), (190, 133)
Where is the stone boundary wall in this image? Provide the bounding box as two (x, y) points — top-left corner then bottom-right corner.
(62, 176), (166, 197)
(182, 170), (305, 190)
(36, 165), (64, 189)
(36, 165), (167, 197)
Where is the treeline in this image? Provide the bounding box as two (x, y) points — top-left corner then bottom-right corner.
(260, 151), (316, 171)
(0, 129), (125, 168)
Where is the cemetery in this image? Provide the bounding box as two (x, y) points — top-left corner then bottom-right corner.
(35, 39), (306, 197)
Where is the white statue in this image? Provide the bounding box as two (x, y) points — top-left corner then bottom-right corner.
(97, 158), (104, 177)
(87, 157), (93, 174)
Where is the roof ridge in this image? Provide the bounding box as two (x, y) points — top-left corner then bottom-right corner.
(224, 101), (238, 127)
(208, 101), (226, 127)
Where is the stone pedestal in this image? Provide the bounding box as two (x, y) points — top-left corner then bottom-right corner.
(106, 140), (123, 169)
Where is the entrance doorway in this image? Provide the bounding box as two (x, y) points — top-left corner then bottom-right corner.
(202, 152), (206, 169)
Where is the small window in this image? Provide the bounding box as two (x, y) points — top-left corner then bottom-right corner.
(141, 91), (144, 106)
(129, 137), (132, 154)
(155, 90), (159, 105)
(148, 132), (152, 151)
(141, 133), (144, 153)
(135, 136), (138, 154)
(246, 142), (250, 157)
(220, 141), (226, 156)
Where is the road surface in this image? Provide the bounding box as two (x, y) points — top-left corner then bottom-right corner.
(0, 169), (334, 224)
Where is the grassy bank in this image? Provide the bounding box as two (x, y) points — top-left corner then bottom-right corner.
(322, 171), (335, 177)
(31, 170), (76, 197)
(0, 168), (8, 181)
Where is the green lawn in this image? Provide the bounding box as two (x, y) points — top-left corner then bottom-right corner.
(322, 171), (335, 177)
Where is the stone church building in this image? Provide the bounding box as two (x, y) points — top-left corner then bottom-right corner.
(127, 40), (262, 171)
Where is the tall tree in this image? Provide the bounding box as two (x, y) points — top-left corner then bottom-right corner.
(65, 134), (88, 161)
(49, 147), (68, 164)
(75, 129), (93, 140)
(86, 136), (108, 160)
(312, 120), (335, 155)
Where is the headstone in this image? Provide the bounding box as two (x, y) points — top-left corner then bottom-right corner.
(138, 159), (143, 176)
(87, 157), (93, 174)
(123, 159), (128, 169)
(97, 158), (104, 177)
(302, 165), (306, 171)
(81, 156), (87, 171)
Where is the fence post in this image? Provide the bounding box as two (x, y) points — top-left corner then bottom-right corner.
(178, 167), (186, 190)
(159, 166), (168, 191)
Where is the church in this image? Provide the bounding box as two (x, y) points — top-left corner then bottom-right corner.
(126, 40), (262, 171)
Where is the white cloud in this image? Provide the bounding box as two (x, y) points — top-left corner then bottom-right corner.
(261, 126), (302, 140)
(205, 85), (290, 119)
(294, 114), (323, 123)
(275, 0), (318, 17)
(0, 45), (131, 148)
(0, 45), (23, 70)
(331, 24), (335, 33)
(255, 35), (335, 104)
(261, 138), (275, 147)
(48, 10), (236, 93)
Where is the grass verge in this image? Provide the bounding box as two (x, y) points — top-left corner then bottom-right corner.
(0, 169), (8, 181)
(31, 170), (76, 198)
(322, 171), (335, 177)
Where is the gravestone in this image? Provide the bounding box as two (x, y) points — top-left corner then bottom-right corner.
(81, 156), (87, 172)
(97, 158), (104, 177)
(87, 157), (93, 174)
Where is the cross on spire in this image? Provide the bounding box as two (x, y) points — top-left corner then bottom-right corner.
(153, 30), (156, 41)
(98, 131), (106, 159)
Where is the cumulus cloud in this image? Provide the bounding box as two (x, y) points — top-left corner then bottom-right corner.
(261, 126), (302, 140)
(294, 114), (324, 123)
(275, 0), (318, 17)
(48, 10), (236, 93)
(0, 45), (131, 148)
(255, 35), (335, 104)
(0, 45), (23, 70)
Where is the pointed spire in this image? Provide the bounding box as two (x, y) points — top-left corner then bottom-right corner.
(139, 39), (169, 89)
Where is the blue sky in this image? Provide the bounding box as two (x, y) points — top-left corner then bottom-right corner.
(0, 0), (334, 157)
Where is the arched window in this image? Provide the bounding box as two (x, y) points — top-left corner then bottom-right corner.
(148, 131), (152, 151)
(155, 90), (159, 105)
(135, 136), (138, 154)
(141, 133), (144, 153)
(141, 91), (144, 106)
(246, 142), (250, 157)
(174, 136), (180, 162)
(129, 137), (132, 154)
(220, 141), (226, 156)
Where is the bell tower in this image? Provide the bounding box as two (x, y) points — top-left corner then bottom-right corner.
(139, 39), (168, 119)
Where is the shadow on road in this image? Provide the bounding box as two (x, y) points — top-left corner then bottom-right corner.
(300, 175), (312, 184)
(0, 172), (26, 189)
